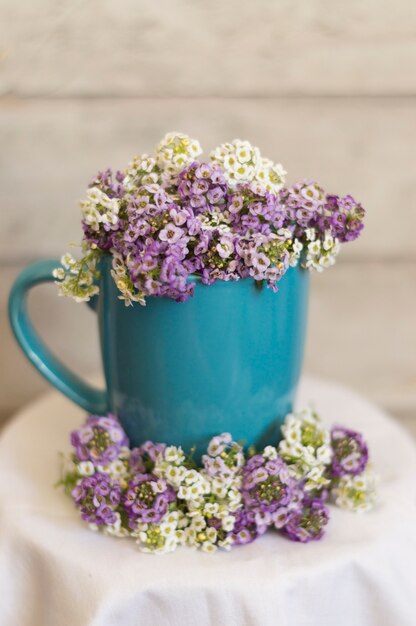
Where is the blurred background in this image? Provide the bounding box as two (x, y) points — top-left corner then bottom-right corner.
(0, 1), (415, 435)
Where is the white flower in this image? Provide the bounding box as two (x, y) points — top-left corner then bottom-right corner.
(211, 477), (228, 499)
(210, 139), (262, 189)
(190, 515), (206, 531)
(204, 502), (219, 516)
(52, 267), (65, 280)
(308, 240), (321, 255)
(254, 158), (286, 194)
(279, 407), (332, 491)
(303, 230), (340, 273)
(221, 516), (235, 532)
(110, 252), (145, 307)
(263, 445), (278, 460)
(199, 209), (231, 233)
(305, 228), (316, 241)
(185, 484), (204, 499)
(86, 187), (105, 204)
(80, 188), (120, 233)
(107, 460), (129, 480)
(275, 227), (291, 240)
(123, 154), (160, 191)
(61, 253), (77, 270)
(323, 232), (335, 251)
(56, 248), (101, 303)
(135, 516), (181, 554)
(293, 239), (303, 255)
(77, 461), (95, 476)
(165, 465), (186, 486)
(201, 541), (217, 553)
(160, 520), (178, 538)
(164, 446), (184, 464)
(184, 469), (202, 485)
(206, 527), (218, 543)
(304, 466), (326, 491)
(319, 255), (335, 269)
(331, 469), (378, 513)
(218, 537), (233, 551)
(156, 132), (202, 174)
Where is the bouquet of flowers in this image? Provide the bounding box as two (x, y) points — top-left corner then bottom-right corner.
(54, 132), (365, 305)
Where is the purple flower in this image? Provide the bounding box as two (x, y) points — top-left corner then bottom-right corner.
(178, 162), (228, 213)
(130, 441), (166, 473)
(230, 508), (268, 545)
(330, 426), (369, 477)
(228, 184), (284, 236)
(72, 473), (122, 525)
(242, 454), (296, 524)
(228, 194), (244, 214)
(90, 168), (125, 199)
(70, 415), (129, 466)
(283, 496), (329, 543)
(159, 223), (184, 244)
(123, 473), (175, 528)
(202, 433), (244, 478)
(321, 194), (365, 242)
(207, 186), (226, 204)
(278, 180), (325, 236)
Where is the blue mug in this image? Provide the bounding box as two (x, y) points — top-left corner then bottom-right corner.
(9, 256), (309, 455)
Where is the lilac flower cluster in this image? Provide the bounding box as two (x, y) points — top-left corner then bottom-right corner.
(279, 180), (365, 242)
(202, 432), (244, 478)
(228, 183), (286, 236)
(70, 414), (129, 466)
(177, 161), (228, 212)
(63, 408), (374, 553)
(90, 168), (125, 200)
(129, 441), (166, 474)
(330, 427), (369, 477)
(325, 195), (365, 242)
(283, 494), (329, 543)
(72, 473), (122, 525)
(82, 169), (125, 252)
(123, 473), (176, 528)
(240, 451), (329, 542)
(241, 453), (296, 525)
(229, 508), (268, 545)
(55, 133), (365, 304)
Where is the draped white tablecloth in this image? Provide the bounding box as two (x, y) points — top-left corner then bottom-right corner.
(0, 377), (415, 626)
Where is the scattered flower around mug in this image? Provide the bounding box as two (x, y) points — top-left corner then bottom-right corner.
(59, 407), (377, 554)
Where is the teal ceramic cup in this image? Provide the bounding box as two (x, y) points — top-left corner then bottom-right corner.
(9, 256), (309, 455)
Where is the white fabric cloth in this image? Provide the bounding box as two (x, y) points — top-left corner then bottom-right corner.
(0, 377), (415, 626)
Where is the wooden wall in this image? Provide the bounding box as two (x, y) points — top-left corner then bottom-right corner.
(1, 0), (415, 431)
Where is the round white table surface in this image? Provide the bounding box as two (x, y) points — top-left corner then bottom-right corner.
(0, 377), (415, 626)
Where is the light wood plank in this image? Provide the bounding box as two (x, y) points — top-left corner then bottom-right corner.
(1, 0), (416, 96)
(0, 96), (415, 260)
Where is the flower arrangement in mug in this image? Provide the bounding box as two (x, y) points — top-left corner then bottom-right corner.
(53, 132), (365, 305)
(59, 408), (377, 554)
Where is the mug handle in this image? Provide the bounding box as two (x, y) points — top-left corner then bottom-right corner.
(8, 259), (108, 415)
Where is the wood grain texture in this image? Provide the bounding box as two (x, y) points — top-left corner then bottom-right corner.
(1, 0), (416, 96)
(1, 96), (415, 261)
(1, 261), (415, 425)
